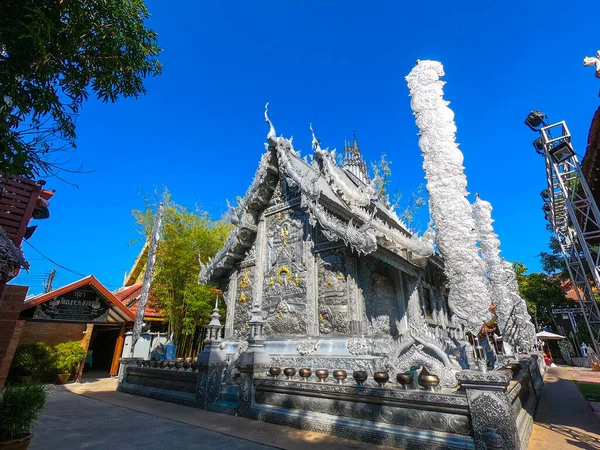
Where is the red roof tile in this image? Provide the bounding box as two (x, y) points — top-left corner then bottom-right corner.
(113, 283), (165, 320)
(561, 279), (597, 303)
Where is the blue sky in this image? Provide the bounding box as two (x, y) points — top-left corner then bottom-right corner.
(15, 0), (600, 294)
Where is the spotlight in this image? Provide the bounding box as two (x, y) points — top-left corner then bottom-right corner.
(24, 225), (37, 240)
(549, 141), (575, 164)
(540, 189), (550, 201)
(533, 137), (545, 154)
(524, 110), (548, 132)
(542, 203), (552, 213)
(32, 206), (50, 219)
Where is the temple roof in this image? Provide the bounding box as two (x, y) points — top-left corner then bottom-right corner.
(113, 282), (165, 321)
(199, 107), (436, 286)
(343, 134), (370, 185)
(22, 275), (135, 323)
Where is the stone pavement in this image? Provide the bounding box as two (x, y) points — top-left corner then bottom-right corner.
(529, 366), (600, 450)
(33, 368), (600, 450)
(31, 378), (394, 450)
(31, 389), (275, 450)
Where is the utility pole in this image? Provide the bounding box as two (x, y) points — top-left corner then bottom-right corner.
(43, 268), (56, 293)
(130, 196), (165, 357)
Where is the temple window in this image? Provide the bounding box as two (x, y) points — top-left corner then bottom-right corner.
(423, 287), (433, 318)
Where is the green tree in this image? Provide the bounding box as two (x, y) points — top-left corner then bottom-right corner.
(370, 153), (426, 227)
(0, 0), (162, 177)
(575, 320), (592, 347)
(370, 153), (393, 205)
(513, 261), (568, 330)
(538, 224), (568, 278)
(134, 196), (231, 357)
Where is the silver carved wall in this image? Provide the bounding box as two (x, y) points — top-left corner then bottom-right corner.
(262, 198), (309, 336)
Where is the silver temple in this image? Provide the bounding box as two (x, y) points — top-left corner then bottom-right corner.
(120, 66), (544, 450)
(199, 103), (464, 388)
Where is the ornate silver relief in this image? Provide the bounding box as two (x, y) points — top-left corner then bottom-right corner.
(347, 337), (371, 356)
(296, 338), (320, 356)
(385, 344), (458, 388)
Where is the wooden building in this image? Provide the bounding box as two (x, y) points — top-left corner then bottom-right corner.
(19, 276), (135, 378)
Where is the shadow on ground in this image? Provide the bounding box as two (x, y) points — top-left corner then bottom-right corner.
(530, 366), (600, 450)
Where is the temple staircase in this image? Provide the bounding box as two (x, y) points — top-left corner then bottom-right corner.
(207, 384), (239, 416)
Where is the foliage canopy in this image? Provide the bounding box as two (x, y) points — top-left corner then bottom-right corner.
(12, 341), (54, 377)
(53, 341), (86, 374)
(370, 153), (426, 228)
(0, 382), (47, 441)
(513, 261), (568, 329)
(134, 195), (231, 356)
(0, 0), (162, 177)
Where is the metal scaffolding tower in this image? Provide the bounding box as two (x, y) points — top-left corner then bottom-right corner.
(527, 112), (600, 354)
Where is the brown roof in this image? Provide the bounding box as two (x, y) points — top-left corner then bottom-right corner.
(560, 279), (597, 303)
(114, 283), (165, 320)
(22, 275), (136, 323)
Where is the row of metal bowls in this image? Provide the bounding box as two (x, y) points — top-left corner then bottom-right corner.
(137, 359), (197, 371)
(267, 367), (440, 390)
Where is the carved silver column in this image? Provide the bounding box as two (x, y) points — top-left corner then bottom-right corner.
(305, 230), (319, 335)
(196, 297), (227, 409)
(224, 272), (237, 339)
(406, 275), (423, 325)
(396, 271), (409, 335)
(237, 304), (271, 418)
(456, 370), (521, 450)
(254, 217), (267, 309)
(346, 249), (363, 334)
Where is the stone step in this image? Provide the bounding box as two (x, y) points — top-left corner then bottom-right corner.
(220, 391), (240, 403)
(207, 400), (238, 416)
(119, 382), (197, 408)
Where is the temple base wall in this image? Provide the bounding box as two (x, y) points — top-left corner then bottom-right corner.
(119, 354), (543, 450)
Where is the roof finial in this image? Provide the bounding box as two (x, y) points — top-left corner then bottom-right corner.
(265, 102), (277, 146)
(309, 123), (322, 152)
(584, 51), (600, 78)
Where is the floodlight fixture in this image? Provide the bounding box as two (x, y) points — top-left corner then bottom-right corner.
(542, 202), (551, 213)
(540, 189), (550, 202)
(24, 225), (37, 240)
(524, 110), (549, 132)
(549, 141), (575, 164)
(533, 137), (545, 154)
(32, 205), (50, 220)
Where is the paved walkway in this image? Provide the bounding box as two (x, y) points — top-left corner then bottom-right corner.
(31, 367), (600, 449)
(529, 366), (600, 450)
(31, 389), (275, 450)
(31, 378), (393, 450)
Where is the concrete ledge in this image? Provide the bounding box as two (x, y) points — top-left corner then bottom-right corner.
(252, 403), (475, 450)
(119, 382), (198, 408)
(126, 367), (198, 394)
(208, 401), (238, 416)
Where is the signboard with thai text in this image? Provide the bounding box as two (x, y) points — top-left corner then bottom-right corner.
(34, 288), (110, 322)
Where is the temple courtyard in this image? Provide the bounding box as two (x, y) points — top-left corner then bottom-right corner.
(30, 366), (600, 450)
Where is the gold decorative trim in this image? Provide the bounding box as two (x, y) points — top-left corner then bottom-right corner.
(277, 267), (291, 284)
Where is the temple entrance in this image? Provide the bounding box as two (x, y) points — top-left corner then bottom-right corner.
(17, 276), (134, 381)
(83, 325), (121, 377)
